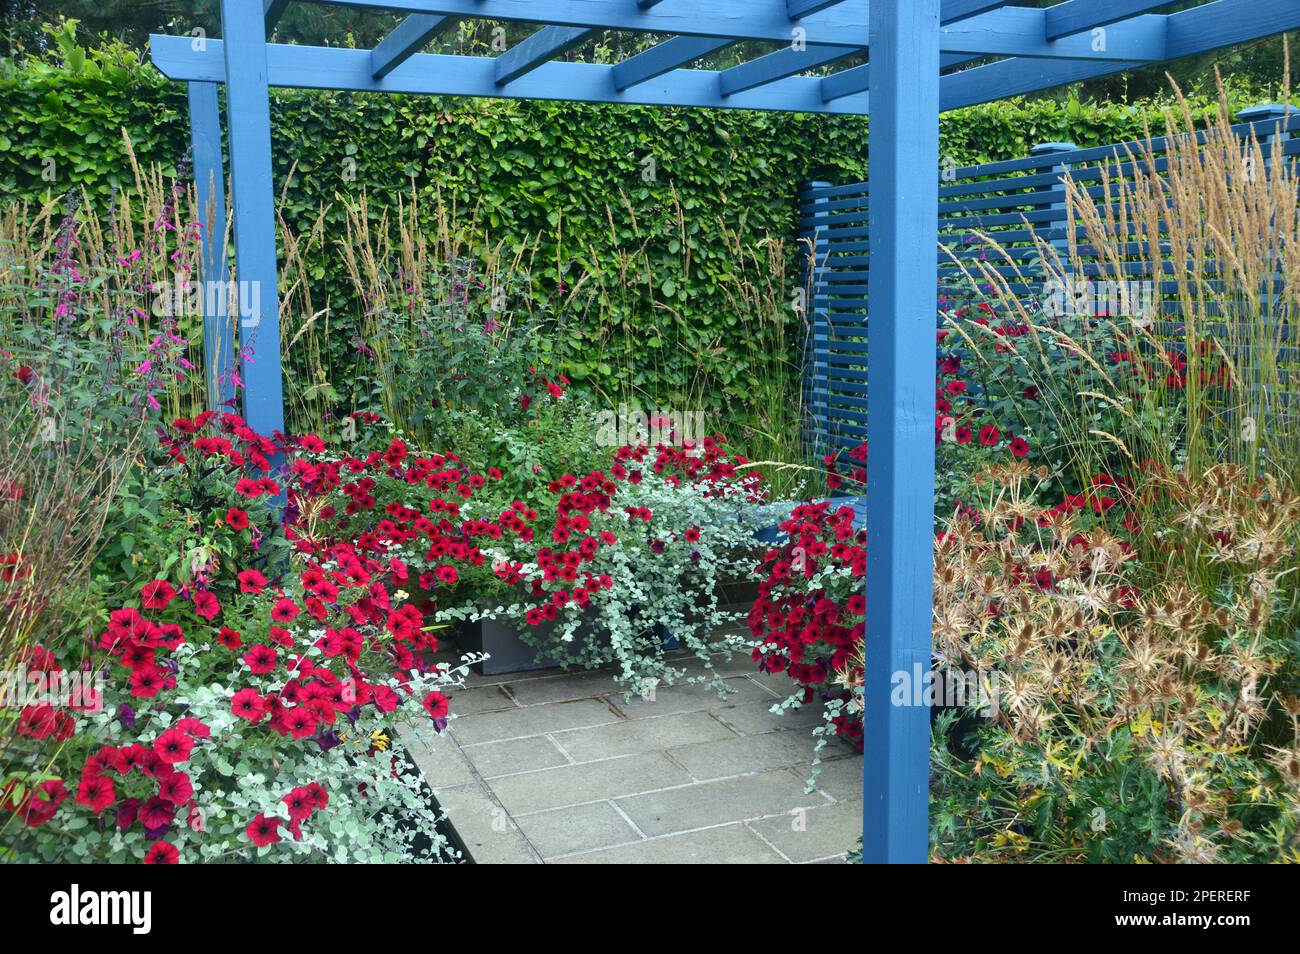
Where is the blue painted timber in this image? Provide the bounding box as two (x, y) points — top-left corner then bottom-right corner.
(862, 0), (940, 865)
(220, 0), (286, 444)
(186, 81), (236, 413)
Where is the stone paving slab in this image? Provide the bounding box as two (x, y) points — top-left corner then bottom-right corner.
(514, 801), (642, 858)
(602, 675), (774, 718)
(748, 798), (864, 863)
(550, 709), (736, 762)
(460, 735), (571, 778)
(417, 643), (865, 864)
(487, 751), (694, 815)
(451, 697), (620, 745)
(552, 823), (785, 864)
(615, 768), (826, 838)
(667, 730), (826, 781)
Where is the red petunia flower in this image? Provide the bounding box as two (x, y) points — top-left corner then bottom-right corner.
(154, 728), (194, 764)
(978, 424), (1000, 447)
(76, 773), (116, 813)
(246, 812), (282, 847)
(224, 507), (251, 531)
(243, 644), (278, 675)
(143, 840), (179, 864)
(192, 590), (220, 621)
(140, 579), (176, 611)
(422, 690), (450, 721)
(231, 688), (266, 722)
(1009, 436), (1030, 458)
(237, 569), (268, 594)
(270, 598), (300, 623)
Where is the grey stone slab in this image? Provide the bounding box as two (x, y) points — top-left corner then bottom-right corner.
(485, 752), (695, 815)
(446, 685), (517, 715)
(712, 698), (826, 736)
(616, 769), (820, 837)
(551, 710), (736, 762)
(667, 730), (823, 781)
(748, 798), (864, 863)
(603, 676), (773, 718)
(503, 668), (620, 706)
(460, 735), (571, 778)
(747, 669), (803, 699)
(554, 823), (785, 864)
(434, 782), (538, 864)
(514, 801), (641, 858)
(450, 697), (620, 745)
(400, 728), (476, 789)
(797, 753), (866, 800)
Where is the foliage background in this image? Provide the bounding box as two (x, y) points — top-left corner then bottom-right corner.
(0, 32), (1292, 425)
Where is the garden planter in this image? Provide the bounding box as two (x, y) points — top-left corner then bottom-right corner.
(386, 745), (475, 863)
(452, 615), (607, 675)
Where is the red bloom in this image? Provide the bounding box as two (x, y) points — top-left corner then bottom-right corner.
(282, 787), (314, 822)
(224, 507), (251, 530)
(246, 812), (282, 847)
(270, 598), (300, 623)
(1009, 436), (1030, 458)
(217, 626), (242, 649)
(237, 569), (268, 594)
(231, 688), (266, 722)
(153, 728), (194, 764)
(978, 424), (1000, 447)
(76, 773), (116, 813)
(422, 690), (450, 721)
(140, 579), (176, 610)
(192, 590), (221, 621)
(144, 840), (179, 864)
(243, 644), (278, 675)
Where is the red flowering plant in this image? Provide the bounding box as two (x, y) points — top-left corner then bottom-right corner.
(1, 412), (469, 863)
(289, 415), (767, 695)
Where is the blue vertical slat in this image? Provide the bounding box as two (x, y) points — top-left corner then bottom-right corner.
(187, 81), (236, 413)
(220, 0), (285, 443)
(862, 0), (940, 865)
(802, 181), (831, 463)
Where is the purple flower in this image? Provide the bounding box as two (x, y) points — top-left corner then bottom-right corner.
(117, 703), (136, 728)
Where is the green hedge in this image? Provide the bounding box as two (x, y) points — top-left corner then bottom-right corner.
(0, 40), (1282, 425)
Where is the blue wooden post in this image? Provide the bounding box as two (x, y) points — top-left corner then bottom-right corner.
(187, 81), (236, 413)
(1237, 103), (1294, 148)
(863, 0), (941, 864)
(220, 0), (285, 441)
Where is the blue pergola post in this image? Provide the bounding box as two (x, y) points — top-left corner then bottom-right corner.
(220, 0), (285, 440)
(187, 81), (236, 412)
(862, 0), (941, 864)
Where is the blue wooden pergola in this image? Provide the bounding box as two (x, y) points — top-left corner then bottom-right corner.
(148, 0), (1299, 864)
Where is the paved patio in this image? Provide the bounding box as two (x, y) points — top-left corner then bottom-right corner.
(401, 643), (864, 864)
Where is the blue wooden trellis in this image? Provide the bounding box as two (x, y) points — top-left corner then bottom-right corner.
(147, 0), (1300, 864)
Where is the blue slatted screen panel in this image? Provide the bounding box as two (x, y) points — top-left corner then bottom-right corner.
(802, 107), (1300, 458)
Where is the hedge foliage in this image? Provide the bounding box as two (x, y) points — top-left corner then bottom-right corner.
(0, 37), (1283, 423)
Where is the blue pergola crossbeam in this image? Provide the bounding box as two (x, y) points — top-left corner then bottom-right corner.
(1046, 0), (1176, 40)
(720, 44), (858, 97)
(264, 0), (290, 31)
(939, 6), (1165, 61)
(150, 34), (873, 114)
(822, 53), (971, 102)
(612, 36), (734, 91)
(787, 0), (849, 17)
(495, 25), (595, 85)
(942, 0), (1300, 110)
(372, 14), (459, 79)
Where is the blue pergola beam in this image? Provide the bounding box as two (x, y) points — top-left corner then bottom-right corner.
(822, 53), (971, 102)
(150, 34), (874, 114)
(264, 0), (290, 31)
(186, 82), (236, 413)
(220, 0), (285, 441)
(863, 0), (940, 866)
(939, 6), (1166, 61)
(942, 0), (1300, 110)
(720, 45), (858, 97)
(1046, 0), (1176, 40)
(306, 0), (880, 45)
(787, 0), (848, 16)
(728, 1), (1027, 102)
(612, 36), (733, 91)
(495, 25), (595, 85)
(372, 14), (460, 79)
